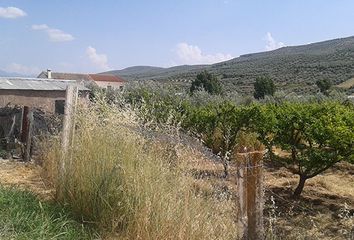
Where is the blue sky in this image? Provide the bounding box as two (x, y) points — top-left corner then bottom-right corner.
(1, 0), (354, 75)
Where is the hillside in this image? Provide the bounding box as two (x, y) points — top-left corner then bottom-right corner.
(105, 65), (208, 81)
(104, 36), (354, 94)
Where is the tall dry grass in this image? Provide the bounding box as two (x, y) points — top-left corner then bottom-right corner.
(41, 100), (236, 239)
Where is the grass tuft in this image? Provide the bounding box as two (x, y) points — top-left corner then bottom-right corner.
(0, 185), (95, 239)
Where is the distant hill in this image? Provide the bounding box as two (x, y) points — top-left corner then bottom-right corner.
(106, 66), (165, 77)
(0, 70), (29, 77)
(103, 36), (354, 94)
(0, 70), (16, 77)
(105, 65), (208, 81)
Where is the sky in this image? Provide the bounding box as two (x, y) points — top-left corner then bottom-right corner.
(1, 0), (354, 76)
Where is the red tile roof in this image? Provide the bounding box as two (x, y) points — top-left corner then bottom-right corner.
(89, 74), (125, 83)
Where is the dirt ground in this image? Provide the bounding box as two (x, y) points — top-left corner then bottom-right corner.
(263, 161), (354, 240)
(180, 144), (354, 240)
(0, 159), (54, 200)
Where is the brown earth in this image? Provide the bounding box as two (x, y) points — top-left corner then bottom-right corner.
(180, 144), (354, 240)
(0, 159), (54, 200)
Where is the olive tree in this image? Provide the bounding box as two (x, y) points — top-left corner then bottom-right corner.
(253, 76), (276, 99)
(316, 79), (332, 95)
(190, 71), (222, 95)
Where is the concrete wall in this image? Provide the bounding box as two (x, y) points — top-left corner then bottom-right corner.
(95, 81), (124, 90)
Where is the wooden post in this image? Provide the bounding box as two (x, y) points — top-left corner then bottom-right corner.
(61, 85), (78, 174)
(236, 154), (248, 238)
(236, 151), (265, 240)
(21, 106), (29, 143)
(23, 109), (33, 162)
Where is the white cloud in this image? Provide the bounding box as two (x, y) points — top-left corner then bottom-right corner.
(175, 42), (233, 65)
(86, 46), (110, 71)
(0, 7), (26, 19)
(31, 24), (48, 30)
(4, 63), (40, 76)
(31, 24), (74, 42)
(265, 32), (285, 51)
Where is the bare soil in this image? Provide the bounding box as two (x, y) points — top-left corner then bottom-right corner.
(180, 145), (354, 240)
(0, 159), (54, 200)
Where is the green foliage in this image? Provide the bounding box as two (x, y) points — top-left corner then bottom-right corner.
(250, 101), (353, 195)
(121, 86), (354, 195)
(0, 185), (95, 239)
(253, 76), (276, 99)
(185, 101), (246, 154)
(190, 71), (222, 95)
(272, 102), (354, 195)
(248, 104), (278, 159)
(316, 79), (332, 95)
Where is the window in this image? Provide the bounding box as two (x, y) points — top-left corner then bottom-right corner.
(55, 100), (65, 114)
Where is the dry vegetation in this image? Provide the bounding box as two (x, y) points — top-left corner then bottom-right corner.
(0, 160), (53, 200)
(40, 102), (237, 240)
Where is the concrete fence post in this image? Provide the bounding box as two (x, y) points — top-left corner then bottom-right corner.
(61, 85), (78, 175)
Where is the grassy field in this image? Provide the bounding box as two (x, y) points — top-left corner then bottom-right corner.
(0, 185), (96, 239)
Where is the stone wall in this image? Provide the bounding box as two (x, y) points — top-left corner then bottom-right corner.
(96, 81), (124, 90)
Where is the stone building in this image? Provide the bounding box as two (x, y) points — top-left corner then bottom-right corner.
(0, 77), (89, 113)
